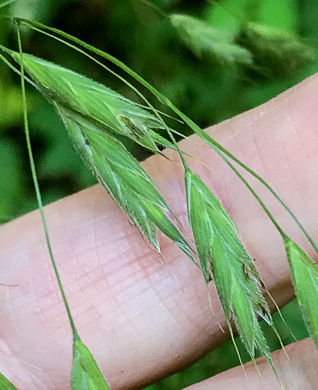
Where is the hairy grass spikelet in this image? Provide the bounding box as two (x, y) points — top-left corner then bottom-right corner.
(57, 105), (193, 259)
(9, 51), (173, 153)
(7, 50), (194, 259)
(185, 169), (274, 364)
(285, 238), (318, 347)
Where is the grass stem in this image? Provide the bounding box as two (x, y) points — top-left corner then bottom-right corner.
(16, 21), (79, 340)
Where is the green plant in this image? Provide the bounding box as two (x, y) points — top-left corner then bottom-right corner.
(0, 1), (317, 389)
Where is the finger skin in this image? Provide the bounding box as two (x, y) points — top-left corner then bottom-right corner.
(184, 338), (318, 390)
(0, 74), (317, 389)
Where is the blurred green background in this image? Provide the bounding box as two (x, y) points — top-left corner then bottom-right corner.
(0, 0), (316, 388)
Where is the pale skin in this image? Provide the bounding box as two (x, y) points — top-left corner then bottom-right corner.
(0, 74), (317, 390)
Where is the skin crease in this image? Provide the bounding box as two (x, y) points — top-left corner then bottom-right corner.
(0, 74), (317, 390)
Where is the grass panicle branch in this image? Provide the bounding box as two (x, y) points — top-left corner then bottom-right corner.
(9, 43), (283, 377)
(197, 130), (318, 253)
(0, 17), (316, 388)
(17, 17), (317, 255)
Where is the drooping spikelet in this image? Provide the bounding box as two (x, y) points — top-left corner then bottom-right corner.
(10, 50), (173, 153)
(9, 50), (193, 260)
(185, 169), (274, 364)
(285, 238), (318, 347)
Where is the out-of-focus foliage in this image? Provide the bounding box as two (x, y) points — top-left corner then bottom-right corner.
(170, 14), (253, 65)
(239, 22), (316, 78)
(0, 0), (316, 388)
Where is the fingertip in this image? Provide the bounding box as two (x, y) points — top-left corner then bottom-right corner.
(184, 338), (317, 390)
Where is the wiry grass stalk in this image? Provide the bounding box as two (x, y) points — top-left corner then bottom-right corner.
(197, 131), (318, 253)
(16, 21), (78, 342)
(15, 21), (110, 390)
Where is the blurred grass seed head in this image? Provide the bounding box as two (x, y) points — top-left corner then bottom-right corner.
(239, 22), (317, 77)
(169, 14), (253, 66)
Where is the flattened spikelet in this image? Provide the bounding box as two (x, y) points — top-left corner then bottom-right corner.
(7, 50), (194, 259)
(185, 169), (273, 363)
(10, 51), (174, 153)
(285, 238), (318, 347)
(57, 105), (193, 259)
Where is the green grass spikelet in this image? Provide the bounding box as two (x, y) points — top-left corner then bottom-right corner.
(185, 168), (275, 364)
(72, 337), (110, 390)
(5, 49), (194, 260)
(57, 105), (193, 259)
(285, 238), (318, 347)
(9, 50), (174, 153)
